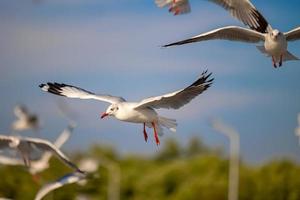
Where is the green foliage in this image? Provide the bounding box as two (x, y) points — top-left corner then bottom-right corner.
(0, 138), (300, 200)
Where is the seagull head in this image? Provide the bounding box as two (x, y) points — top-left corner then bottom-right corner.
(270, 29), (282, 40)
(101, 104), (119, 119)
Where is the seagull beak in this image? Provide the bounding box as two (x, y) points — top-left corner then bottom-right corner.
(101, 112), (109, 119)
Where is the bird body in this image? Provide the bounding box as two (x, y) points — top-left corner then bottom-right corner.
(111, 103), (157, 123)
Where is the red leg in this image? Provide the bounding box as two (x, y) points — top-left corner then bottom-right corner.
(143, 123), (148, 142)
(272, 56), (277, 68)
(32, 174), (41, 184)
(279, 54), (283, 67)
(152, 122), (160, 146)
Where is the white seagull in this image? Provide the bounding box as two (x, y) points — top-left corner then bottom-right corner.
(155, 0), (268, 33)
(163, 25), (300, 68)
(0, 125), (74, 174)
(34, 171), (86, 200)
(0, 134), (81, 172)
(39, 71), (213, 145)
(11, 105), (39, 132)
(155, 0), (191, 15)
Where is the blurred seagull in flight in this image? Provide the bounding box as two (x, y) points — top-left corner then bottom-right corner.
(0, 124), (74, 174)
(34, 171), (86, 200)
(12, 105), (40, 132)
(0, 134), (81, 172)
(39, 71), (213, 145)
(155, 0), (191, 15)
(155, 0), (268, 33)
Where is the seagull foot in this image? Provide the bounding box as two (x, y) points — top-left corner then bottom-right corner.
(143, 123), (148, 142)
(151, 122), (160, 146)
(279, 55), (283, 67)
(272, 56), (277, 68)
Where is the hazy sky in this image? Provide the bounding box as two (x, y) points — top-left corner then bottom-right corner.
(1, 0), (300, 163)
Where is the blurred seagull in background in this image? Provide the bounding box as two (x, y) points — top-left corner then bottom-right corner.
(163, 25), (300, 68)
(0, 134), (81, 172)
(155, 0), (191, 15)
(12, 105), (40, 133)
(0, 124), (74, 174)
(34, 171), (86, 200)
(39, 71), (213, 145)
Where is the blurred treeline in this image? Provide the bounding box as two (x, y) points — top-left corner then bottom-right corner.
(0, 137), (300, 200)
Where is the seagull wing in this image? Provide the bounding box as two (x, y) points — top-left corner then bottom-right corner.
(14, 105), (29, 120)
(134, 71), (213, 110)
(208, 0), (269, 33)
(0, 135), (14, 149)
(34, 172), (84, 200)
(285, 27), (300, 41)
(22, 137), (81, 172)
(155, 0), (191, 15)
(163, 26), (265, 47)
(39, 82), (126, 104)
(0, 155), (24, 166)
(38, 125), (73, 164)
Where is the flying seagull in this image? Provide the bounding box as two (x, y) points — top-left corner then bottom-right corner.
(34, 172), (86, 200)
(155, 0), (268, 33)
(11, 105), (39, 132)
(155, 0), (191, 15)
(0, 124), (74, 174)
(163, 25), (300, 68)
(39, 71), (213, 145)
(0, 134), (81, 172)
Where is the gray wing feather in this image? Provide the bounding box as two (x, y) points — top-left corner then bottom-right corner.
(23, 137), (80, 172)
(285, 27), (300, 41)
(134, 71), (213, 110)
(163, 26), (265, 47)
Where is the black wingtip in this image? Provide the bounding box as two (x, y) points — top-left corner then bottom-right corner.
(39, 84), (45, 88)
(188, 70), (214, 90)
(250, 9), (269, 33)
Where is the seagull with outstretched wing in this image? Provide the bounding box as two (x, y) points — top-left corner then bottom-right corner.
(34, 171), (86, 200)
(0, 124), (74, 174)
(0, 134), (81, 172)
(163, 25), (300, 68)
(39, 71), (213, 145)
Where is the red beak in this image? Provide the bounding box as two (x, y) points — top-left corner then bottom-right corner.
(101, 112), (109, 119)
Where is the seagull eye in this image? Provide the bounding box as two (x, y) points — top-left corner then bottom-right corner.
(116, 107), (119, 111)
(110, 108), (113, 111)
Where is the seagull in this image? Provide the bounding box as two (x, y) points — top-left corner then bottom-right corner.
(11, 105), (39, 132)
(155, 0), (268, 33)
(163, 25), (300, 68)
(34, 171), (86, 200)
(0, 134), (81, 172)
(155, 0), (191, 15)
(0, 124), (74, 174)
(39, 71), (213, 145)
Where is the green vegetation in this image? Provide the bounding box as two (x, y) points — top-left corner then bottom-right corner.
(0, 138), (299, 200)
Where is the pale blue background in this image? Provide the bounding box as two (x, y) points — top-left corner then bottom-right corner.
(0, 0), (300, 163)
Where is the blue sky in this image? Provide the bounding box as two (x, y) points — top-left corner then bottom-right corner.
(0, 0), (300, 163)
